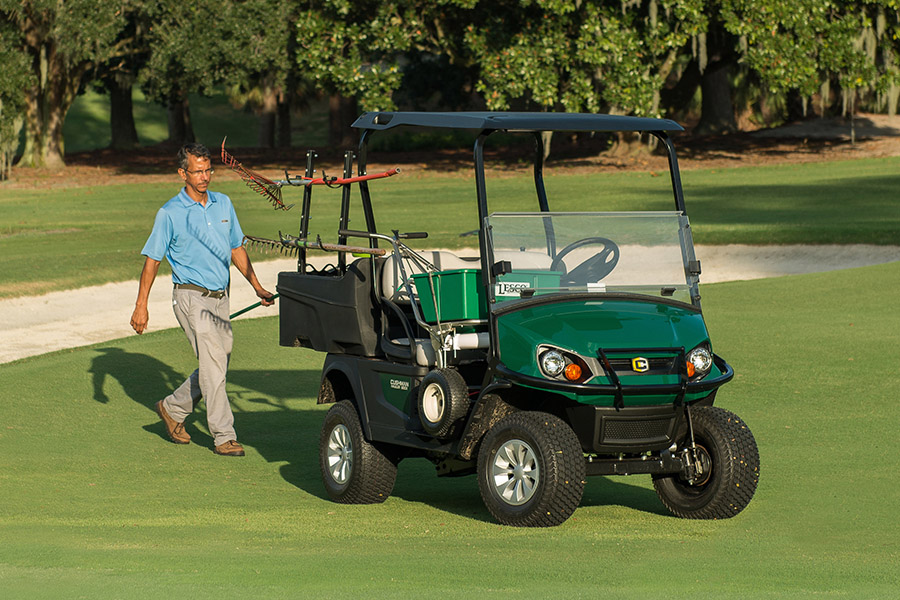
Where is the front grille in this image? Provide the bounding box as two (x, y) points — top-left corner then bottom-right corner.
(601, 417), (674, 445)
(607, 357), (676, 375)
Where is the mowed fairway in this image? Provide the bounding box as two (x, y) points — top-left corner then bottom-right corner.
(1, 261), (898, 598)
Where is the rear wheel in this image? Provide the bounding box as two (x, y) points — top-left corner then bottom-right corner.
(319, 400), (397, 504)
(477, 411), (585, 527)
(653, 406), (759, 519)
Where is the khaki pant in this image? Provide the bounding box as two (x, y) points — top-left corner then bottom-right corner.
(161, 288), (236, 446)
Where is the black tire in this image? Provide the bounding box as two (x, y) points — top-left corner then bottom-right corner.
(477, 411), (585, 527)
(416, 367), (469, 438)
(319, 400), (397, 504)
(653, 406), (759, 519)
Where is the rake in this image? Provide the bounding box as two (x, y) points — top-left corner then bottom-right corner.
(242, 234), (387, 258)
(221, 139), (401, 211)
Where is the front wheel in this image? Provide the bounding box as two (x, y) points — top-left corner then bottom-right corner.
(653, 406), (759, 519)
(319, 400), (397, 504)
(477, 411), (585, 527)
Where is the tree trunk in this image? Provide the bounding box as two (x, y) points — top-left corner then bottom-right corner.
(18, 42), (84, 168)
(166, 95), (195, 145)
(696, 59), (736, 134)
(276, 98), (291, 148)
(694, 17), (738, 136)
(257, 86), (277, 148)
(109, 77), (139, 150)
(660, 60), (701, 117)
(328, 94), (358, 147)
(0, 111), (23, 180)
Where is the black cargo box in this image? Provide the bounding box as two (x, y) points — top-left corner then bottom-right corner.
(276, 258), (380, 356)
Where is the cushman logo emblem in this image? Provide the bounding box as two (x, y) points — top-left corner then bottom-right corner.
(389, 379), (410, 391)
(632, 357), (650, 373)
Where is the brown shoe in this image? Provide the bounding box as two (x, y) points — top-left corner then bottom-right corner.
(155, 400), (190, 444)
(214, 440), (245, 456)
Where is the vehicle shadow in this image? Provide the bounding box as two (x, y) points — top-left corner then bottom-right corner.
(389, 460), (669, 522)
(582, 477), (669, 516)
(91, 348), (670, 519)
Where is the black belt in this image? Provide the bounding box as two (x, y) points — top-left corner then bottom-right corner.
(174, 283), (227, 299)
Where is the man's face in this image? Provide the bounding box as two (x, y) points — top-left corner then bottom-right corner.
(179, 154), (213, 199)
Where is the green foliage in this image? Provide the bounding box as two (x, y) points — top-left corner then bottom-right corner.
(140, 0), (231, 102)
(719, 0), (871, 95)
(294, 1), (419, 110)
(0, 0), (130, 166)
(460, 1), (704, 115)
(141, 0), (299, 102)
(3, 0), (900, 164)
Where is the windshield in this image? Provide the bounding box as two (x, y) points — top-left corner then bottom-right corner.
(487, 212), (696, 305)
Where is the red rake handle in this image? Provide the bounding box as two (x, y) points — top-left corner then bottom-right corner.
(299, 168), (401, 186)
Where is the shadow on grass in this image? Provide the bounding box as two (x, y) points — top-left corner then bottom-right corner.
(387, 458), (668, 523)
(90, 348), (668, 521)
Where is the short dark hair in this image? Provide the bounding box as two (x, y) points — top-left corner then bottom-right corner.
(177, 143), (211, 171)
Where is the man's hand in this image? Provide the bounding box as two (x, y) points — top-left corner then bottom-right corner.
(131, 257), (160, 335)
(256, 288), (276, 307)
(131, 305), (149, 334)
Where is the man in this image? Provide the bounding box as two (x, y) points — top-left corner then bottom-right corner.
(130, 143), (274, 456)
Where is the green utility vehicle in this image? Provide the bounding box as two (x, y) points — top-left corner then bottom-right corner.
(272, 112), (759, 526)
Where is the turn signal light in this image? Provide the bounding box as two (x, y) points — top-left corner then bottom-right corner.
(686, 362), (696, 377)
(564, 363), (582, 381)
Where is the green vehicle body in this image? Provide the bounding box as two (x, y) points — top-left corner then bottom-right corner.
(271, 112), (758, 526)
(497, 298), (719, 406)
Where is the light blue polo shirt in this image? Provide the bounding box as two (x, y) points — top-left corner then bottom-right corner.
(141, 188), (244, 291)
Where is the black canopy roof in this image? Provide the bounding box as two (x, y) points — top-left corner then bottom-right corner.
(352, 111), (683, 133)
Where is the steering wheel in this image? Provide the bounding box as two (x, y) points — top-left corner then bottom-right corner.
(549, 237), (620, 284)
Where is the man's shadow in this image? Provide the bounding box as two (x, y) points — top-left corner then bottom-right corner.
(89, 347), (325, 485)
(90, 347), (184, 407)
(89, 347), (203, 443)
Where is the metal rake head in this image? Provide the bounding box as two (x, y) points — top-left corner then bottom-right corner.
(242, 235), (299, 257)
(221, 138), (294, 211)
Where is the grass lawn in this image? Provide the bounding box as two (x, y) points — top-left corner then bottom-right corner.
(2, 155), (899, 298)
(1, 262), (898, 598)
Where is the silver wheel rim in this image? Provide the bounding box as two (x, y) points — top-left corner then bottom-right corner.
(421, 382), (445, 425)
(326, 424), (353, 484)
(490, 439), (540, 506)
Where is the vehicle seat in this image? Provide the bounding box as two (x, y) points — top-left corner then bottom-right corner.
(492, 249), (553, 270)
(385, 337), (436, 366)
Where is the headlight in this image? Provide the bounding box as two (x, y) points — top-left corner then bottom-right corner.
(540, 350), (566, 377)
(686, 345), (713, 378)
(538, 346), (592, 383)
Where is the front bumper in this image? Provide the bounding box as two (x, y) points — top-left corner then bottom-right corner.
(494, 355), (733, 453)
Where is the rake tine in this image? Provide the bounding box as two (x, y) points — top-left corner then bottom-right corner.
(221, 138), (292, 211)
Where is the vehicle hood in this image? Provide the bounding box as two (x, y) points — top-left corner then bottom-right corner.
(496, 297), (709, 372)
